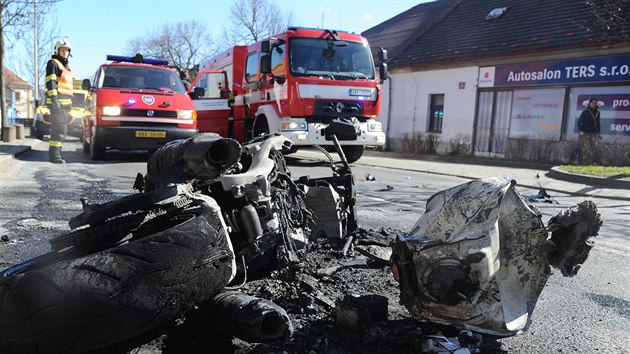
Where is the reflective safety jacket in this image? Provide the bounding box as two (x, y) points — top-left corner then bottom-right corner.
(45, 56), (73, 109)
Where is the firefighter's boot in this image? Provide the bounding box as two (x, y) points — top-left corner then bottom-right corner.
(49, 146), (66, 164)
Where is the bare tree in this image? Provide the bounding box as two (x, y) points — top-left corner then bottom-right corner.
(218, 0), (293, 49)
(12, 12), (58, 99)
(126, 20), (217, 72)
(1, 0), (58, 132)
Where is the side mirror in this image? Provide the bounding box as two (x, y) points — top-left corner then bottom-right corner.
(379, 63), (388, 82)
(190, 86), (205, 99)
(261, 40), (271, 53)
(82, 79), (91, 90)
(260, 54), (271, 74)
(378, 48), (388, 62)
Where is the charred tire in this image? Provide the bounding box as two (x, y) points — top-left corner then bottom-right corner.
(0, 205), (234, 354)
(341, 145), (364, 163)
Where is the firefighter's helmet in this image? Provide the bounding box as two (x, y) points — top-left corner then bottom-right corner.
(54, 39), (72, 54)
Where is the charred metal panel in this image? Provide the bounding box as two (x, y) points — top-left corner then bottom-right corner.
(392, 177), (552, 336)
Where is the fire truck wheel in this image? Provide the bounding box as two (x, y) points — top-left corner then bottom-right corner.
(341, 145), (364, 163)
(90, 135), (106, 160)
(253, 117), (269, 137)
(0, 209), (234, 354)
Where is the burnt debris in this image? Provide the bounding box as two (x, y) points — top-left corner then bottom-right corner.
(547, 200), (602, 276)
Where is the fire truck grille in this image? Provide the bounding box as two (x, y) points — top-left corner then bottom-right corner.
(314, 101), (363, 117)
(122, 109), (178, 118)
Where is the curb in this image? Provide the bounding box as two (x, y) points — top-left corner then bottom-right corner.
(547, 166), (630, 190)
(362, 149), (630, 191)
(0, 144), (33, 168)
(362, 149), (553, 171)
(0, 133), (48, 169)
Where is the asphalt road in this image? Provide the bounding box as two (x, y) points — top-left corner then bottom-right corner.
(0, 140), (628, 353)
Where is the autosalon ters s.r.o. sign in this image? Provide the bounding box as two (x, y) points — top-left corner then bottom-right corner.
(478, 54), (630, 88)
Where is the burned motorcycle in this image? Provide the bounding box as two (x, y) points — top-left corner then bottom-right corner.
(0, 124), (357, 354)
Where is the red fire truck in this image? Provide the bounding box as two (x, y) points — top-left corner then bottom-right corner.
(82, 54), (198, 160)
(190, 27), (388, 163)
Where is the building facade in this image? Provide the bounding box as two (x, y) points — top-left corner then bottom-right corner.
(364, 0), (630, 164)
(3, 67), (34, 124)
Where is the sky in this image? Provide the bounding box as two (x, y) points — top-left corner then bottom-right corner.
(28, 0), (426, 80)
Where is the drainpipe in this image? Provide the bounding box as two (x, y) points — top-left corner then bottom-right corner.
(384, 74), (392, 151)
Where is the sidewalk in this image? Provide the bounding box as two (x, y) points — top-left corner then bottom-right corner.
(292, 148), (630, 202)
(1, 135), (629, 201)
(0, 133), (49, 169)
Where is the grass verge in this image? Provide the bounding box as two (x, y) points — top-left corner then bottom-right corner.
(559, 165), (630, 178)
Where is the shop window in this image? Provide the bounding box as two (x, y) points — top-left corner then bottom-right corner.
(429, 94), (444, 132)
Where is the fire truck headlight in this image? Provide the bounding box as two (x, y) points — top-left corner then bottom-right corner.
(367, 121), (382, 132)
(281, 120), (307, 131)
(102, 106), (121, 116)
(177, 110), (195, 119)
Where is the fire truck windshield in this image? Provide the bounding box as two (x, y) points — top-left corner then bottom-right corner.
(290, 37), (375, 80)
(100, 66), (186, 93)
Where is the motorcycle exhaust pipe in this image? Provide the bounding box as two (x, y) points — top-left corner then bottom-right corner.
(146, 133), (241, 189)
(207, 291), (293, 343)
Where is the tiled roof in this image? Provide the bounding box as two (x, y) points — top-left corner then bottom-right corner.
(362, 0), (459, 63)
(382, 0), (630, 70)
(2, 67), (32, 90)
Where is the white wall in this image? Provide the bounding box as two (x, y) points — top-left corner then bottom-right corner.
(379, 66), (479, 152)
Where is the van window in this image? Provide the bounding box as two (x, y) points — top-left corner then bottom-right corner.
(72, 92), (87, 107)
(101, 66), (186, 93)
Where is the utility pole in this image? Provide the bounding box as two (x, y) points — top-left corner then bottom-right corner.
(34, 0), (39, 107)
(1, 3), (6, 132)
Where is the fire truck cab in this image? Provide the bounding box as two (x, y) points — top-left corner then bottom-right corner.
(82, 54), (198, 160)
(192, 27), (388, 163)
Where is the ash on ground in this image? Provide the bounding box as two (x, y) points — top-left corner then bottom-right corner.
(137, 228), (504, 354)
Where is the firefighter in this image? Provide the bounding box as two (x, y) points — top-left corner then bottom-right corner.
(45, 39), (74, 163)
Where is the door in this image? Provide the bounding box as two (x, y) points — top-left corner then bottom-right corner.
(189, 70), (231, 137)
(474, 90), (512, 157)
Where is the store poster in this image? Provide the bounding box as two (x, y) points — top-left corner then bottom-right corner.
(568, 86), (630, 136)
(509, 88), (564, 140)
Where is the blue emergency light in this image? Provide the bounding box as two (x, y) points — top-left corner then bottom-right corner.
(106, 54), (169, 66)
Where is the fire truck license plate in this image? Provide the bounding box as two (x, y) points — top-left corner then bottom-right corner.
(135, 131), (166, 138)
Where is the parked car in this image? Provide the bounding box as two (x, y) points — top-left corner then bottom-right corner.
(33, 90), (91, 141)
